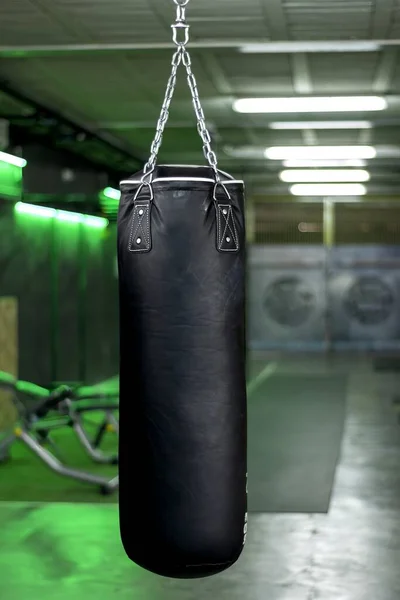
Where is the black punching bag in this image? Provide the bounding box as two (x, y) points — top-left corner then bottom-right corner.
(117, 1), (247, 581)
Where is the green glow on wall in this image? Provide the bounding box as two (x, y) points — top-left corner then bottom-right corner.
(14, 202), (108, 229)
(99, 187), (120, 219)
(0, 161), (23, 199)
(103, 187), (121, 201)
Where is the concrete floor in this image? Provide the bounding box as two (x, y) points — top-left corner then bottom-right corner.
(1, 355), (400, 599)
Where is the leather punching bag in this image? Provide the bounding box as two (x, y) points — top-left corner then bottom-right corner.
(118, 1), (247, 580)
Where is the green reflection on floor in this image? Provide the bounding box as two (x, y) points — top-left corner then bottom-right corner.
(0, 502), (155, 600)
(0, 413), (118, 504)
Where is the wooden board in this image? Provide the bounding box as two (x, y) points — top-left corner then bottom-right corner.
(0, 298), (18, 431)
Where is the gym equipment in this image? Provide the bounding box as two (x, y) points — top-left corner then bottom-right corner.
(0, 371), (119, 495)
(118, 0), (247, 580)
(61, 382), (119, 465)
(69, 397), (119, 460)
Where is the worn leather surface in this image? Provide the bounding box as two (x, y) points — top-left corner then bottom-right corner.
(118, 165), (247, 578)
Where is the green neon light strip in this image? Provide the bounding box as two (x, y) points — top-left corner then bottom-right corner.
(0, 161), (23, 198)
(99, 187), (120, 218)
(15, 202), (108, 229)
(0, 151), (27, 168)
(103, 186), (121, 200)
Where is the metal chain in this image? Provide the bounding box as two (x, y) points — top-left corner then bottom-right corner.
(142, 0), (220, 183)
(181, 48), (219, 178)
(141, 48), (182, 182)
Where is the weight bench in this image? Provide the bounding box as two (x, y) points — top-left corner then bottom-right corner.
(0, 371), (118, 495)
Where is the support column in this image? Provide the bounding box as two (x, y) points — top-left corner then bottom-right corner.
(323, 198), (335, 248)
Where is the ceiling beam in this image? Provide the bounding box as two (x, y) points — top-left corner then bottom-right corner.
(363, 47), (399, 146)
(261, 0), (289, 40)
(99, 121), (198, 130)
(373, 48), (398, 93)
(199, 53), (233, 95)
(371, 0), (397, 38)
(28, 0), (97, 43)
(358, 128), (372, 145)
(246, 128), (261, 147)
(291, 54), (313, 94)
(290, 54), (318, 145)
(97, 118), (400, 132)
(0, 81), (143, 172)
(359, 47), (399, 145)
(3, 40), (400, 56)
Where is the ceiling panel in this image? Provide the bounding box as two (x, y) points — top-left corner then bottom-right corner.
(0, 91), (32, 117)
(371, 125), (400, 144)
(0, 0), (169, 45)
(0, 52), (218, 121)
(0, 0), (269, 46)
(390, 56), (400, 91)
(0, 0), (79, 45)
(0, 0), (400, 191)
(308, 52), (381, 93)
(282, 0), (374, 40)
(216, 53), (294, 95)
(388, 0), (400, 38)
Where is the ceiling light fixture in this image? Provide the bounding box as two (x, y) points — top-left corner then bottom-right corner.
(233, 97), (387, 114)
(283, 159), (367, 168)
(239, 41), (380, 54)
(266, 146), (377, 160)
(269, 120), (373, 130)
(280, 169), (370, 183)
(0, 151), (27, 168)
(290, 184), (367, 197)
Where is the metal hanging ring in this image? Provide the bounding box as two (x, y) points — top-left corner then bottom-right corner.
(172, 23), (190, 46)
(213, 182), (230, 202)
(134, 181), (154, 202)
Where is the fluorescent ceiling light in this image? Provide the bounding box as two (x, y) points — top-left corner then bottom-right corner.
(283, 159), (367, 168)
(0, 151), (27, 168)
(266, 146), (376, 160)
(233, 97), (387, 114)
(240, 41), (380, 54)
(290, 184), (367, 197)
(269, 120), (372, 130)
(15, 202), (108, 229)
(280, 169), (370, 183)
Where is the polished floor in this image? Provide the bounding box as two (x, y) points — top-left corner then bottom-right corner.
(1, 355), (400, 599)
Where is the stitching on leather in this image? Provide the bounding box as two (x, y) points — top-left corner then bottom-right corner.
(185, 559), (235, 568)
(128, 206), (142, 250)
(128, 204), (150, 252)
(230, 206), (239, 248)
(217, 204), (222, 250)
(221, 206), (232, 245)
(221, 206), (237, 249)
(225, 206), (239, 247)
(141, 205), (150, 246)
(218, 204), (239, 252)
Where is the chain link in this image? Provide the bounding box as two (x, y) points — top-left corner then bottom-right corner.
(141, 48), (182, 182)
(181, 49), (219, 176)
(142, 0), (220, 183)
